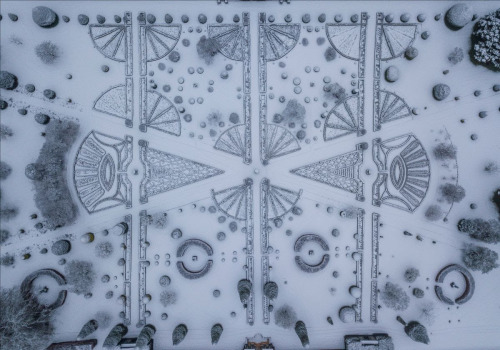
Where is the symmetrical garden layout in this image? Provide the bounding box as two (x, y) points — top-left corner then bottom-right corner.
(1, 2), (499, 349)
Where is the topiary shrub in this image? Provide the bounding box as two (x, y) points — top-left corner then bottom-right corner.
(0, 286), (56, 349)
(462, 244), (499, 273)
(274, 304), (297, 329)
(211, 323), (223, 345)
(458, 218), (500, 244)
(263, 281), (278, 300)
(237, 279), (252, 307)
(339, 305), (356, 323)
(64, 260), (96, 295)
(0, 71), (18, 90)
(470, 10), (500, 71)
(51, 239), (71, 256)
(294, 321), (309, 348)
(380, 282), (410, 311)
(103, 324), (128, 349)
(136, 324), (156, 349)
(76, 319), (98, 340)
(172, 324), (188, 346)
(404, 267), (420, 283)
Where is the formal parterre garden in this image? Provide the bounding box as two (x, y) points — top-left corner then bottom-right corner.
(0, 1), (499, 349)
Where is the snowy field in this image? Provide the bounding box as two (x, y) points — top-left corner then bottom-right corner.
(1, 1), (499, 349)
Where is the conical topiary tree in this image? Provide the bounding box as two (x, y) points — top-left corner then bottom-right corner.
(103, 324), (128, 349)
(172, 324), (188, 346)
(76, 319), (98, 340)
(294, 320), (309, 348)
(263, 281), (278, 300)
(237, 279), (252, 307)
(397, 316), (430, 344)
(211, 323), (223, 345)
(136, 324), (156, 349)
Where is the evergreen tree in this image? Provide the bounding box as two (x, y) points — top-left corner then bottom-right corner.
(76, 319), (98, 340)
(294, 321), (310, 348)
(211, 323), (223, 345)
(172, 324), (188, 346)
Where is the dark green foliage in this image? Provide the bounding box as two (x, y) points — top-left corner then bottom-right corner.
(397, 316), (430, 344)
(103, 324), (128, 349)
(458, 219), (500, 244)
(381, 282), (410, 311)
(136, 324), (156, 349)
(294, 321), (309, 347)
(32, 6), (57, 27)
(263, 281), (278, 300)
(76, 319), (98, 340)
(404, 267), (420, 283)
(29, 119), (79, 229)
(51, 239), (71, 255)
(64, 260), (96, 295)
(211, 323), (223, 345)
(0, 161), (12, 180)
(237, 279), (252, 306)
(462, 244), (499, 273)
(0, 286), (55, 349)
(172, 324), (188, 346)
(471, 10), (500, 71)
(0, 71), (18, 90)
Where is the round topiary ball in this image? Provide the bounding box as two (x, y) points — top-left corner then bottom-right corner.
(445, 3), (473, 29)
(34, 113), (50, 125)
(51, 239), (71, 256)
(339, 306), (356, 323)
(404, 47), (419, 60)
(384, 66), (399, 82)
(32, 6), (58, 27)
(433, 83), (450, 101)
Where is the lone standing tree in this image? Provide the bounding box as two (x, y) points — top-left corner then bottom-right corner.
(172, 324), (188, 346)
(211, 323), (223, 345)
(294, 321), (310, 348)
(237, 279), (252, 307)
(396, 316), (430, 345)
